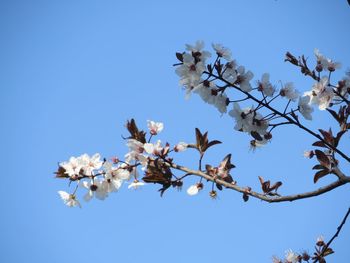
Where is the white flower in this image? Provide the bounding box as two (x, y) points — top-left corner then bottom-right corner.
(193, 80), (217, 104)
(126, 139), (144, 153)
(229, 103), (268, 135)
(187, 185), (199, 196)
(187, 183), (203, 196)
(125, 139), (148, 166)
(79, 153), (103, 175)
(114, 163), (131, 180)
(212, 43), (232, 60)
(58, 191), (81, 208)
(213, 94), (228, 114)
(60, 156), (83, 178)
(175, 53), (205, 98)
(124, 150), (148, 167)
(298, 95), (313, 120)
(303, 150), (314, 159)
(144, 140), (163, 155)
(147, 120), (164, 135)
(229, 102), (254, 132)
(222, 60), (238, 83)
(128, 180), (145, 190)
(236, 66), (254, 92)
(174, 142), (188, 152)
(314, 49), (341, 72)
(280, 82), (299, 101)
(305, 78), (334, 110)
(285, 249), (299, 263)
(80, 179), (108, 201)
(185, 40), (211, 62)
(102, 162), (123, 192)
(258, 73), (275, 97)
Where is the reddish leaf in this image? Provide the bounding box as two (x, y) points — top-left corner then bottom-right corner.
(195, 128), (202, 150)
(335, 130), (347, 147)
(204, 140), (222, 151)
(318, 129), (334, 145)
(312, 164), (327, 170)
(312, 141), (327, 148)
(326, 108), (340, 123)
(223, 175), (234, 184)
(314, 150), (330, 167)
(314, 169), (330, 183)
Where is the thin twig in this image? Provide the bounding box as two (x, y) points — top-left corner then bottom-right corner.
(313, 207), (350, 262)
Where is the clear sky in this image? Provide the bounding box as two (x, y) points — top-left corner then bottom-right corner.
(1, 0), (349, 262)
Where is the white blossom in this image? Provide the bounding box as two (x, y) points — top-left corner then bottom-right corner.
(258, 73), (275, 97)
(187, 184), (200, 196)
(229, 102), (268, 135)
(174, 142), (188, 152)
(79, 153), (103, 175)
(143, 140), (163, 155)
(80, 179), (108, 201)
(213, 94), (228, 114)
(185, 40), (211, 62)
(212, 43), (232, 60)
(298, 95), (313, 120)
(304, 78), (334, 110)
(102, 162), (123, 192)
(175, 53), (206, 98)
(280, 82), (299, 101)
(147, 120), (164, 135)
(222, 60), (238, 83)
(303, 150), (313, 159)
(285, 249), (299, 263)
(314, 49), (341, 71)
(58, 191), (81, 208)
(236, 66), (254, 92)
(60, 156), (83, 178)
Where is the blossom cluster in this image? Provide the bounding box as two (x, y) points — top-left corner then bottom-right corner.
(56, 120), (191, 207)
(175, 41), (350, 145)
(272, 236), (332, 263)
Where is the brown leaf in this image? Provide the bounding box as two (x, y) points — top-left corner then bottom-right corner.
(312, 141), (327, 148)
(318, 129), (334, 145)
(195, 128), (202, 150)
(223, 175), (234, 183)
(327, 108), (340, 123)
(335, 130), (347, 147)
(204, 140), (222, 151)
(54, 166), (69, 178)
(312, 164), (327, 170)
(314, 150), (330, 167)
(314, 169), (330, 183)
(126, 119), (146, 143)
(323, 247), (334, 256)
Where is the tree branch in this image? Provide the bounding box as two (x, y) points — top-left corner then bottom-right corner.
(167, 161), (350, 203)
(204, 71), (350, 163)
(313, 207), (350, 263)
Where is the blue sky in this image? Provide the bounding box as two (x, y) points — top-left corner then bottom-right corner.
(1, 0), (349, 262)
